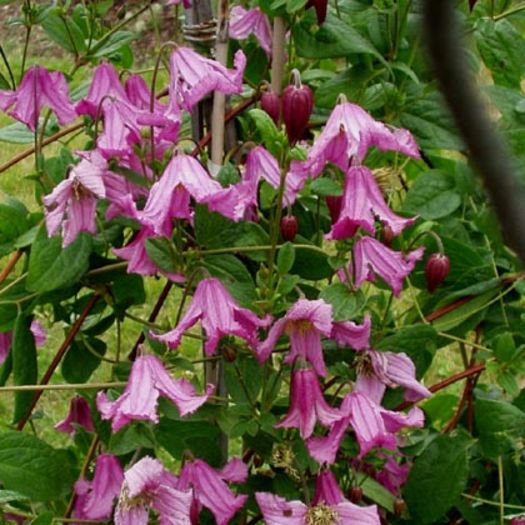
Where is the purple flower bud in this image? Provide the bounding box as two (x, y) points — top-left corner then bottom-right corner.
(469, 0), (478, 10)
(282, 70), (313, 144)
(280, 214), (299, 241)
(326, 195), (342, 223)
(306, 0), (328, 24)
(260, 90), (280, 125)
(425, 252), (450, 293)
(381, 223), (394, 247)
(510, 517), (525, 525)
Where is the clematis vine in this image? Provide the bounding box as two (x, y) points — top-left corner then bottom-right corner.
(176, 458), (248, 525)
(96, 354), (213, 432)
(0, 65), (76, 131)
(73, 454), (124, 521)
(115, 456), (193, 525)
(150, 277), (271, 356)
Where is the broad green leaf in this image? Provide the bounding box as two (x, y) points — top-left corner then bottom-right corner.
(0, 197), (29, 256)
(277, 242), (296, 274)
(355, 472), (397, 513)
(491, 332), (517, 362)
(112, 273), (146, 314)
(62, 337), (107, 384)
(476, 19), (525, 89)
(319, 283), (365, 321)
(309, 178), (343, 197)
(11, 315), (37, 424)
(0, 71), (10, 89)
(27, 228), (92, 293)
(403, 170), (461, 220)
(286, 0), (308, 13)
(475, 398), (525, 458)
(30, 512), (53, 525)
(194, 205), (246, 249)
(38, 8), (87, 54)
(0, 119), (56, 144)
(0, 430), (76, 501)
(109, 423), (156, 455)
(248, 108), (284, 156)
(291, 244), (332, 280)
(294, 12), (382, 60)
(404, 433), (471, 524)
(0, 489), (30, 503)
(91, 30), (135, 58)
(145, 237), (181, 274)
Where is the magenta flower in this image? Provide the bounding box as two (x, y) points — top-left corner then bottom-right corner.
(55, 395), (95, 435)
(304, 101), (420, 177)
(374, 456), (411, 496)
(73, 454), (123, 521)
(176, 458), (248, 525)
(256, 486), (380, 525)
(256, 298), (333, 376)
(331, 314), (372, 351)
(229, 6), (272, 55)
(275, 367), (342, 439)
(96, 354), (213, 432)
(350, 236), (425, 296)
(166, 0), (192, 8)
(140, 154), (222, 236)
(150, 277), (270, 356)
(76, 63), (129, 119)
(169, 47), (246, 111)
(0, 66), (75, 131)
(115, 456), (193, 525)
(326, 166), (416, 240)
(43, 151), (106, 246)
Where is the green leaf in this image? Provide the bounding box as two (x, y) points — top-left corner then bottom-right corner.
(355, 472), (397, 513)
(112, 273), (146, 314)
(11, 315), (37, 424)
(38, 8), (87, 54)
(319, 283), (365, 321)
(277, 242), (296, 274)
(476, 19), (525, 89)
(491, 332), (517, 362)
(91, 30), (135, 58)
(27, 228), (92, 293)
(0, 489), (30, 504)
(30, 512), (53, 525)
(0, 119), (56, 144)
(403, 170), (461, 220)
(404, 433), (471, 524)
(291, 243), (332, 280)
(248, 108), (283, 156)
(145, 237), (181, 274)
(475, 398), (525, 458)
(62, 337), (107, 384)
(286, 0), (307, 12)
(294, 12), (382, 60)
(194, 205), (246, 250)
(0, 72), (11, 90)
(109, 423), (156, 455)
(309, 178), (343, 197)
(0, 197), (29, 256)
(0, 430), (76, 501)
(225, 355), (263, 404)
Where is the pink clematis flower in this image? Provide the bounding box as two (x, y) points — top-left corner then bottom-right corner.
(0, 66), (76, 131)
(176, 458), (248, 525)
(374, 456), (411, 496)
(55, 395), (95, 435)
(229, 6), (272, 55)
(275, 366), (343, 439)
(150, 277), (270, 356)
(76, 63), (129, 119)
(356, 349), (431, 402)
(0, 320), (46, 366)
(304, 101), (420, 178)
(330, 314), (372, 351)
(349, 236), (425, 296)
(73, 454), (124, 521)
(166, 0), (192, 8)
(139, 154), (223, 236)
(115, 456), (193, 525)
(169, 47), (246, 111)
(256, 478), (381, 525)
(96, 354), (213, 432)
(326, 166), (416, 240)
(43, 151), (106, 246)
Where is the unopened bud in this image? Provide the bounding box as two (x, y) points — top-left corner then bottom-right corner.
(261, 90), (281, 125)
(282, 70), (313, 144)
(348, 486), (363, 504)
(425, 252), (450, 293)
(280, 214), (299, 241)
(306, 0), (328, 24)
(326, 195), (342, 223)
(394, 498), (406, 518)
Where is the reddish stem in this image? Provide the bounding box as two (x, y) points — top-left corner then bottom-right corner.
(0, 250), (22, 284)
(16, 294), (100, 430)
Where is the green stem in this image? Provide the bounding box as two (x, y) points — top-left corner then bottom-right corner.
(0, 381), (127, 392)
(494, 3), (525, 20)
(85, 261), (128, 276)
(0, 45), (16, 89)
(192, 243), (326, 257)
(437, 332), (492, 354)
(20, 25), (31, 83)
(498, 456), (504, 525)
(461, 493), (525, 511)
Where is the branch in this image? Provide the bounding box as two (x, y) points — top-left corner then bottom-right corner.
(0, 250), (22, 284)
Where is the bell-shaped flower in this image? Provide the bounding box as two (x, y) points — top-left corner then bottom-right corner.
(169, 46), (246, 111)
(0, 66), (76, 131)
(43, 151), (106, 246)
(350, 236), (424, 296)
(374, 456), (411, 496)
(96, 354), (213, 432)
(304, 101), (420, 178)
(229, 6), (272, 55)
(331, 314), (371, 351)
(256, 488), (380, 525)
(256, 298), (333, 376)
(115, 456), (193, 525)
(73, 454), (124, 521)
(176, 458), (248, 525)
(150, 277), (270, 356)
(55, 395), (95, 435)
(76, 63), (129, 118)
(275, 366), (343, 439)
(326, 166), (416, 240)
(140, 154), (223, 236)
(357, 349), (431, 402)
